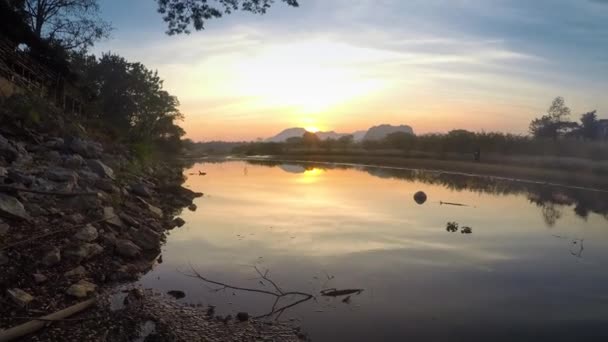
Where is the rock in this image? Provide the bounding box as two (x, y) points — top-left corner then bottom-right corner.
(187, 203), (197, 211)
(131, 183), (152, 197)
(0, 193), (31, 221)
(7, 169), (34, 186)
(87, 159), (114, 179)
(64, 265), (87, 278)
(173, 217), (186, 228)
(64, 243), (103, 260)
(66, 280), (97, 298)
(103, 207), (123, 228)
(0, 221), (9, 236)
(0, 166), (7, 177)
(119, 213), (140, 228)
(67, 213), (85, 224)
(41, 248), (61, 266)
(236, 312), (250, 322)
(0, 134), (19, 163)
(44, 137), (65, 150)
(45, 167), (78, 183)
(7, 288), (34, 307)
(167, 290), (186, 299)
(413, 191), (427, 205)
(77, 170), (101, 184)
(63, 154), (85, 169)
(115, 239), (142, 258)
(95, 179), (118, 193)
(138, 198), (163, 218)
(0, 252), (8, 266)
(74, 224), (98, 242)
(33, 273), (47, 283)
(129, 227), (161, 251)
(44, 150), (62, 162)
(68, 138), (103, 158)
(63, 195), (101, 211)
(461, 226), (473, 234)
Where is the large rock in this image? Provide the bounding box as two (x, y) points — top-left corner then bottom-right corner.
(45, 167), (78, 184)
(130, 227), (161, 251)
(115, 239), (142, 258)
(41, 248), (61, 266)
(68, 138), (103, 158)
(74, 224), (98, 242)
(103, 207), (123, 228)
(87, 159), (114, 180)
(7, 169), (35, 186)
(0, 221), (9, 236)
(44, 137), (64, 150)
(64, 243), (103, 260)
(63, 154), (85, 169)
(0, 194), (31, 221)
(0, 166), (7, 178)
(131, 183), (152, 197)
(66, 280), (97, 298)
(7, 288), (34, 307)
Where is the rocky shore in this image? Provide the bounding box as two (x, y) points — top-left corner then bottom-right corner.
(0, 124), (303, 341)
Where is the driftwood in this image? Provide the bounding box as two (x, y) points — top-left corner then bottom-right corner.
(0, 185), (98, 197)
(320, 289), (364, 297)
(440, 201), (469, 207)
(0, 298), (96, 342)
(0, 216), (117, 252)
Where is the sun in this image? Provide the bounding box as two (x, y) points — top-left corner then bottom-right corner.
(305, 126), (320, 133)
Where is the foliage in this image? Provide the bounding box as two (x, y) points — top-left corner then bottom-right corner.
(70, 52), (185, 153)
(156, 0), (299, 34)
(529, 97), (578, 139)
(579, 111), (601, 141)
(301, 131), (320, 147)
(15, 0), (112, 51)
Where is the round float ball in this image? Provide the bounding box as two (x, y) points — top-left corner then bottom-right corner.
(413, 191), (427, 205)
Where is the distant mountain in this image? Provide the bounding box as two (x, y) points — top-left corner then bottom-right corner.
(266, 128), (348, 142)
(352, 130), (367, 142)
(266, 128), (307, 142)
(363, 124), (414, 141)
(266, 124), (415, 142)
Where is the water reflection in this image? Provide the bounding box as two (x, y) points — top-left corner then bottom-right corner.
(142, 160), (608, 342)
(246, 159), (608, 226)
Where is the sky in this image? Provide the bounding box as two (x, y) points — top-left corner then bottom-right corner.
(95, 0), (608, 141)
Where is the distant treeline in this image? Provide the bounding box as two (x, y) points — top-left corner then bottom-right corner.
(229, 97), (607, 161)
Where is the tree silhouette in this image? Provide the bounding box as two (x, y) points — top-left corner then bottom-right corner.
(529, 97), (577, 140)
(16, 0), (112, 50)
(156, 0), (299, 35)
(579, 111), (601, 141)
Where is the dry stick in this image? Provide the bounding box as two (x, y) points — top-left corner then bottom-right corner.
(0, 216), (117, 252)
(0, 298), (96, 342)
(0, 185), (98, 197)
(184, 265), (314, 319)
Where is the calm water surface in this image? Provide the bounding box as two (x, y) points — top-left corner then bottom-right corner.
(140, 160), (608, 341)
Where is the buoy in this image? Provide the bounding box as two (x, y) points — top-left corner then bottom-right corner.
(414, 191), (427, 205)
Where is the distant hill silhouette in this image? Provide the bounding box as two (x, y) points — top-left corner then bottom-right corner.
(266, 125), (415, 142)
(363, 124), (414, 141)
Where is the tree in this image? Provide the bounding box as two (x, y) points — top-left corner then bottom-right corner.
(529, 97), (576, 140)
(337, 135), (354, 148)
(18, 0), (112, 50)
(384, 131), (415, 150)
(156, 0), (299, 34)
(301, 131), (320, 148)
(579, 111), (600, 141)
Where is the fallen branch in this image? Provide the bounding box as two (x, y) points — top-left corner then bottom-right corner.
(440, 201), (469, 207)
(0, 299), (96, 342)
(0, 185), (98, 197)
(0, 216), (117, 251)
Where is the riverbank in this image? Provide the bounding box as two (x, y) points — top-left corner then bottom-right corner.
(0, 121), (303, 341)
(240, 154), (608, 191)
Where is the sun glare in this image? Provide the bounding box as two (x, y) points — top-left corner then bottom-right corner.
(305, 126), (320, 133)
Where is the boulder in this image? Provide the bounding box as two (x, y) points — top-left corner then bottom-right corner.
(0, 221), (9, 236)
(44, 137), (65, 150)
(236, 312), (250, 322)
(45, 167), (78, 184)
(173, 217), (186, 228)
(129, 227), (161, 251)
(131, 183), (152, 197)
(115, 239), (142, 258)
(68, 138), (103, 158)
(7, 169), (35, 186)
(41, 248), (61, 266)
(95, 179), (118, 193)
(103, 207), (123, 228)
(63, 154), (85, 169)
(64, 265), (87, 278)
(44, 150), (62, 162)
(74, 224), (98, 242)
(66, 280), (97, 298)
(188, 203), (197, 211)
(0, 166), (7, 178)
(119, 213), (140, 228)
(0, 194), (31, 221)
(87, 159), (114, 180)
(0, 134), (19, 163)
(7, 288), (34, 307)
(64, 243), (103, 260)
